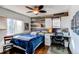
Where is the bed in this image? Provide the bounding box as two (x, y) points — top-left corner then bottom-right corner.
(10, 33), (44, 54)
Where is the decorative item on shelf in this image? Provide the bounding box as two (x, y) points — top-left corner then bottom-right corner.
(38, 23), (41, 27)
(31, 18), (45, 31)
(48, 28), (52, 33)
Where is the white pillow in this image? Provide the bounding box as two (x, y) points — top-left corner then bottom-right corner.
(38, 32), (44, 35)
(31, 32), (37, 35)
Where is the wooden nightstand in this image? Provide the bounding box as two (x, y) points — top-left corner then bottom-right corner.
(4, 35), (13, 44)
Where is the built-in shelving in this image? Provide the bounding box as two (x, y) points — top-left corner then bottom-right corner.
(31, 18), (45, 31)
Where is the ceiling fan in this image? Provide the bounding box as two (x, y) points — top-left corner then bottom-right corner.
(25, 5), (47, 15)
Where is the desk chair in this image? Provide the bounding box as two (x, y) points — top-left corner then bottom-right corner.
(53, 36), (64, 45)
(52, 32), (64, 47)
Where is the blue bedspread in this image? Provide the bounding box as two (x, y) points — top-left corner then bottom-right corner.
(10, 34), (44, 54)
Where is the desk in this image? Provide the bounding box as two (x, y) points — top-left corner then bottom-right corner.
(45, 33), (70, 47)
(63, 35), (70, 48)
(45, 33), (54, 46)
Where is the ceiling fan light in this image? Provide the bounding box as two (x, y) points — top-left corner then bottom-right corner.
(33, 11), (39, 14)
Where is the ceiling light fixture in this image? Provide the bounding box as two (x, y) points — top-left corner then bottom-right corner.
(25, 5), (47, 15)
(33, 10), (39, 15)
(33, 8), (39, 15)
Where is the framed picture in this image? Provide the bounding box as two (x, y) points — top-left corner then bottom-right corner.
(24, 23), (29, 30)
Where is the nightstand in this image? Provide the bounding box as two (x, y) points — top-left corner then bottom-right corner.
(4, 35), (13, 44)
(45, 33), (54, 46)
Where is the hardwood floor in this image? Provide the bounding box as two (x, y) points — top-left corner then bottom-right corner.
(35, 45), (49, 54)
(1, 44), (69, 54)
(1, 45), (49, 54)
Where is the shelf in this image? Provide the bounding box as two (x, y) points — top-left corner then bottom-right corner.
(31, 18), (45, 31)
(0, 29), (7, 30)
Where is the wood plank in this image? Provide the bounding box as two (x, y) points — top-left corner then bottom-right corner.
(35, 46), (49, 54)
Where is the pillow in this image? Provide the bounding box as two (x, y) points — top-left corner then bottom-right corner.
(31, 32), (37, 35)
(38, 32), (44, 35)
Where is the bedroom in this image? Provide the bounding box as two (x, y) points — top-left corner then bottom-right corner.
(0, 5), (79, 54)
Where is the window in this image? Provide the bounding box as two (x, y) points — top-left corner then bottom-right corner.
(52, 18), (61, 28)
(7, 18), (24, 35)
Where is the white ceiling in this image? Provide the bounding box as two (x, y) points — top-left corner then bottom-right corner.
(1, 5), (70, 17)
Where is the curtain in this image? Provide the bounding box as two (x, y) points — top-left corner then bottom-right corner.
(7, 18), (24, 35)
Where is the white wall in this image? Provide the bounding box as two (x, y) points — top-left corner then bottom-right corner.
(0, 7), (31, 32)
(0, 7), (31, 44)
(61, 6), (79, 54)
(59, 6), (79, 54)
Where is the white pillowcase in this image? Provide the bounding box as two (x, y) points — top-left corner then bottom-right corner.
(31, 32), (37, 35)
(38, 32), (44, 35)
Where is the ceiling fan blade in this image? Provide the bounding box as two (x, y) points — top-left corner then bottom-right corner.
(39, 10), (47, 13)
(38, 5), (44, 10)
(25, 6), (33, 10)
(26, 11), (32, 13)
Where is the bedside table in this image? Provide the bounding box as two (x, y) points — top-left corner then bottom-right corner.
(45, 33), (54, 46)
(4, 35), (13, 44)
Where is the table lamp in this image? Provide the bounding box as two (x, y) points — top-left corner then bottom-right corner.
(48, 28), (52, 33)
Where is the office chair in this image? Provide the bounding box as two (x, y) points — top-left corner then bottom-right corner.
(52, 32), (64, 47)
